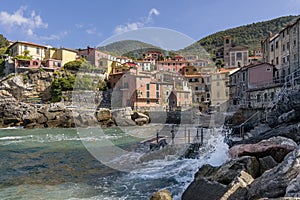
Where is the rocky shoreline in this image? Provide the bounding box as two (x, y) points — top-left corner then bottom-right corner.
(181, 89), (300, 199)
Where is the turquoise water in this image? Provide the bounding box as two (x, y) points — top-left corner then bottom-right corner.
(0, 127), (229, 200)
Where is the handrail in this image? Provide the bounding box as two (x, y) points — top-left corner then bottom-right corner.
(239, 111), (260, 127)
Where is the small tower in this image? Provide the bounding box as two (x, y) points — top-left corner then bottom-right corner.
(223, 36), (232, 67)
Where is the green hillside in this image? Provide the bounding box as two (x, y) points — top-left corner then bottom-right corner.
(97, 40), (161, 56)
(178, 15), (299, 56)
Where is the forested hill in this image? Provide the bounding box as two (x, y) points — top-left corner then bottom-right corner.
(97, 40), (160, 56)
(179, 15), (299, 55)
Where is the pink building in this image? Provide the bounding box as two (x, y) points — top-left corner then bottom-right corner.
(246, 62), (275, 89)
(78, 46), (108, 69)
(15, 59), (41, 69)
(157, 59), (187, 74)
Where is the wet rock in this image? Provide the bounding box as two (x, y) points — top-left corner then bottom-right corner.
(182, 156), (259, 200)
(182, 177), (227, 200)
(150, 189), (172, 200)
(285, 174), (300, 197)
(230, 125), (300, 148)
(258, 156), (278, 174)
(221, 171), (254, 200)
(229, 137), (296, 162)
(278, 109), (299, 124)
(229, 145), (300, 199)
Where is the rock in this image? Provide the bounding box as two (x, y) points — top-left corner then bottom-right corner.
(150, 189), (172, 200)
(220, 171), (254, 200)
(48, 103), (65, 112)
(135, 117), (149, 126)
(112, 107), (136, 126)
(96, 108), (112, 122)
(278, 109), (298, 124)
(229, 126), (300, 151)
(182, 156), (259, 200)
(182, 178), (227, 200)
(285, 174), (300, 197)
(212, 156), (259, 184)
(229, 136), (296, 162)
(229, 145), (300, 199)
(258, 156), (278, 174)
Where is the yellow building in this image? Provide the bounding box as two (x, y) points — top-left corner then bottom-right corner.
(9, 41), (47, 60)
(45, 48), (78, 66)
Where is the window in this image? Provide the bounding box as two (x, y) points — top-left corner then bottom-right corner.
(266, 68), (271, 72)
(156, 100), (159, 104)
(275, 41), (278, 49)
(282, 44), (285, 51)
(242, 72), (246, 81)
(276, 57), (279, 65)
(186, 68), (189, 72)
(294, 40), (296, 47)
(195, 86), (199, 91)
(271, 59), (274, 64)
(147, 100), (150, 104)
(257, 94), (261, 102)
(166, 91), (169, 95)
(271, 44), (274, 51)
(282, 57), (286, 63)
(287, 42), (290, 49)
(124, 82), (128, 88)
(156, 84), (159, 90)
(24, 45), (28, 50)
(226, 39), (229, 44)
(264, 93), (268, 102)
(236, 52), (242, 59)
(217, 91), (220, 98)
(206, 93), (210, 98)
(184, 93), (188, 99)
(146, 91), (150, 98)
(36, 47), (40, 54)
(146, 83), (150, 90)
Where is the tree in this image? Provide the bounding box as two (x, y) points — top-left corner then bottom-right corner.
(0, 34), (9, 48)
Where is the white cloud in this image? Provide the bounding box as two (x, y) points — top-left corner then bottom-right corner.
(114, 8), (160, 34)
(0, 6), (48, 37)
(39, 31), (68, 41)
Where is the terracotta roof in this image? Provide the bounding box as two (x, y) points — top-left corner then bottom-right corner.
(218, 67), (239, 74)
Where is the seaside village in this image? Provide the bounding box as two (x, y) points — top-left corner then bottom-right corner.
(2, 18), (300, 114)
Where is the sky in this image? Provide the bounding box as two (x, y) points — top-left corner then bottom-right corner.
(0, 0), (299, 50)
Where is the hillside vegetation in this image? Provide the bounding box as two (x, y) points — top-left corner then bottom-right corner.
(178, 15), (299, 55)
(97, 40), (161, 56)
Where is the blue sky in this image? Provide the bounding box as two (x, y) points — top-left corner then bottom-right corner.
(0, 0), (299, 50)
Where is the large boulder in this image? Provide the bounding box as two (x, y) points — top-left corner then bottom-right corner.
(96, 108), (112, 122)
(230, 125), (300, 148)
(112, 107), (136, 126)
(229, 136), (297, 162)
(228, 145), (300, 199)
(182, 156), (260, 200)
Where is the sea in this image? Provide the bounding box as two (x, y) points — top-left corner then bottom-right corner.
(0, 124), (229, 200)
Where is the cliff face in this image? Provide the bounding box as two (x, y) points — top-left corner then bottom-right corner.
(0, 70), (54, 102)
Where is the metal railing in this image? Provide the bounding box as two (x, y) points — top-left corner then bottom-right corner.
(238, 111), (261, 139)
